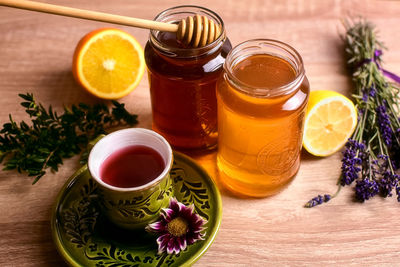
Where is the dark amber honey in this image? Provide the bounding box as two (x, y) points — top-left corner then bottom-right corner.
(144, 6), (231, 152)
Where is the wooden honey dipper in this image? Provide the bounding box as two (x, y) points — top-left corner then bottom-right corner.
(0, 0), (221, 48)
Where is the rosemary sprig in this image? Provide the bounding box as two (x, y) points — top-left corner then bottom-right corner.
(0, 93), (138, 184)
(305, 19), (400, 207)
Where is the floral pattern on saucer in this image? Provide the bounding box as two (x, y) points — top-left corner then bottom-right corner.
(51, 151), (222, 267)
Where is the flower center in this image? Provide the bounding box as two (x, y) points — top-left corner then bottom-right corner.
(167, 217), (188, 237)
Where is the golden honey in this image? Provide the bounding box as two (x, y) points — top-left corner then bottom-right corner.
(216, 39), (309, 197)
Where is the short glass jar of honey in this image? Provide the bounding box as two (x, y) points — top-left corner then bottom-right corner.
(216, 39), (309, 197)
(145, 6), (232, 153)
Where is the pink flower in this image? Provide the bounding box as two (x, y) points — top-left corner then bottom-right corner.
(145, 198), (206, 254)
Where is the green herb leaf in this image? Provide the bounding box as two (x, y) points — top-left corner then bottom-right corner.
(0, 94), (139, 184)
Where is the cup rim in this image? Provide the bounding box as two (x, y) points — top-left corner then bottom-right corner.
(88, 128), (173, 192)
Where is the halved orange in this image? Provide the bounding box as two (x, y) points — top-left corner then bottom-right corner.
(72, 28), (145, 99)
(303, 90), (357, 157)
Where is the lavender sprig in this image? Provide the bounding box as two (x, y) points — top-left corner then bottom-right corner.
(305, 19), (400, 207)
(304, 194), (332, 208)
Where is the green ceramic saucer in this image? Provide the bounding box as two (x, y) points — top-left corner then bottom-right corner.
(51, 151), (222, 267)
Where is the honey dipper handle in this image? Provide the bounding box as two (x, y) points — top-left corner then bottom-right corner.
(0, 0), (178, 32)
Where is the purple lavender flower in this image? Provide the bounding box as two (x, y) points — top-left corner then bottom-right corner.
(340, 139), (364, 186)
(396, 184), (400, 202)
(376, 105), (393, 146)
(146, 198), (206, 255)
(357, 108), (364, 123)
(304, 194), (331, 208)
(362, 92), (368, 102)
(362, 86), (376, 102)
(378, 171), (396, 197)
(368, 154), (400, 198)
(355, 178), (379, 202)
(391, 160), (397, 170)
(369, 86), (376, 97)
(377, 154), (389, 161)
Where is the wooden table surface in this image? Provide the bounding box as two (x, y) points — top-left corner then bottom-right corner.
(1, 0), (400, 266)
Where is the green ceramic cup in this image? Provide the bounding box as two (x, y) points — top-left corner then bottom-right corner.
(88, 128), (174, 230)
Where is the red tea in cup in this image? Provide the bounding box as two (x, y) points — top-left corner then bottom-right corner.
(88, 128), (174, 230)
(100, 145), (165, 188)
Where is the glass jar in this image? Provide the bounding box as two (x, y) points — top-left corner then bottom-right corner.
(216, 39), (309, 197)
(145, 6), (232, 153)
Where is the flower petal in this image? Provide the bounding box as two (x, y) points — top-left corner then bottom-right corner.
(186, 230), (206, 245)
(162, 207), (176, 222)
(177, 201), (188, 212)
(166, 236), (178, 254)
(187, 203), (196, 213)
(146, 221), (166, 233)
(178, 236), (188, 251)
(156, 234), (170, 254)
(174, 237), (183, 253)
(191, 214), (204, 225)
(169, 197), (181, 213)
(180, 210), (193, 222)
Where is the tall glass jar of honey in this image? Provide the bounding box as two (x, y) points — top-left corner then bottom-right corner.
(145, 6), (231, 152)
(217, 39), (309, 197)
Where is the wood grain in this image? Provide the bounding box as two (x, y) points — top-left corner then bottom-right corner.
(1, 0), (400, 266)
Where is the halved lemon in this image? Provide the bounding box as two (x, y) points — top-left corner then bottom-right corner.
(72, 28), (145, 99)
(303, 90), (357, 157)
